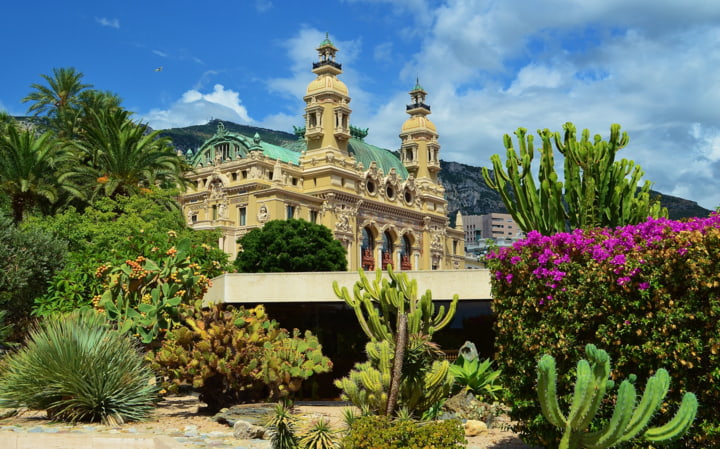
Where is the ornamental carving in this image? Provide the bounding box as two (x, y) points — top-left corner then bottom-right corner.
(257, 205), (269, 223)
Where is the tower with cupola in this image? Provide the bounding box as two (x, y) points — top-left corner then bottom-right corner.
(302, 33), (352, 155)
(400, 80), (441, 184)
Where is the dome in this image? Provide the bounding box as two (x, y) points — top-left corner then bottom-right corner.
(306, 75), (349, 96)
(401, 116), (437, 134)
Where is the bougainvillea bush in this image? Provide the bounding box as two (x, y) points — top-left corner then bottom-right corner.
(487, 215), (720, 449)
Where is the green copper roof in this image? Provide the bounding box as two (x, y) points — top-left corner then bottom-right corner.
(348, 139), (408, 179)
(188, 123), (406, 179)
(189, 127), (300, 166)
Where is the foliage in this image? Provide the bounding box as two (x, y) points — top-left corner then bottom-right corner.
(28, 193), (229, 317)
(266, 402), (300, 449)
(151, 302), (332, 413)
(0, 310), (13, 354)
(0, 310), (157, 424)
(62, 107), (189, 201)
(0, 122), (68, 222)
(235, 219), (347, 272)
(0, 215), (66, 332)
(22, 67), (92, 139)
(341, 415), (465, 449)
(97, 237), (214, 346)
(333, 267), (456, 416)
(482, 123), (667, 235)
(298, 418), (338, 449)
(538, 344), (697, 449)
(487, 215), (720, 448)
(449, 354), (502, 402)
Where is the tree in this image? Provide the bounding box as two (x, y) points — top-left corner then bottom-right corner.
(0, 122), (67, 223)
(22, 67), (92, 139)
(62, 107), (189, 201)
(234, 219), (347, 272)
(482, 123), (667, 235)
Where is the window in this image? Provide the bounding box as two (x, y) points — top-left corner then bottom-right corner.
(238, 207), (247, 226)
(212, 205), (218, 220)
(232, 172), (238, 181)
(242, 170), (248, 179)
(310, 210), (318, 223)
(191, 214), (198, 223)
(286, 205), (295, 219)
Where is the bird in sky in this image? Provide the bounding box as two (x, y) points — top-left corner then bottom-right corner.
(154, 66), (163, 72)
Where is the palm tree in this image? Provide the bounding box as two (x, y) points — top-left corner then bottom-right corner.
(22, 67), (92, 138)
(0, 123), (67, 223)
(63, 107), (189, 201)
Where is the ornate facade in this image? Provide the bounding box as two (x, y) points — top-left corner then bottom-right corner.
(178, 35), (465, 270)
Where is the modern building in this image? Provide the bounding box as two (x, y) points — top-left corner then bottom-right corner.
(178, 35), (465, 270)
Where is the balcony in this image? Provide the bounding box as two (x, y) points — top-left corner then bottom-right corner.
(313, 60), (342, 71)
(406, 102), (431, 112)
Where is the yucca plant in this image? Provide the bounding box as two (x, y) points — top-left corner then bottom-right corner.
(266, 401), (300, 449)
(0, 310), (157, 425)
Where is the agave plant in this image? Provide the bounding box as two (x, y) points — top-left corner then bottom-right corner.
(449, 355), (503, 402)
(0, 310), (157, 424)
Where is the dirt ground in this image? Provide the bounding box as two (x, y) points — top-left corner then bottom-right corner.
(0, 395), (535, 448)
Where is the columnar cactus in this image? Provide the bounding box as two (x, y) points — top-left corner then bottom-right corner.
(537, 344), (698, 449)
(332, 266), (457, 416)
(332, 265), (457, 343)
(482, 123), (667, 235)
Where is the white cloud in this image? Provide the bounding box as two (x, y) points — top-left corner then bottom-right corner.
(255, 0), (272, 12)
(153, 50), (168, 58)
(350, 0), (720, 209)
(95, 17), (119, 29)
(142, 84), (253, 130)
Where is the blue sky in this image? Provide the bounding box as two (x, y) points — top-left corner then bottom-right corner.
(2, 0), (720, 209)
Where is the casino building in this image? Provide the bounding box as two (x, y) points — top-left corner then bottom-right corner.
(178, 35), (465, 270)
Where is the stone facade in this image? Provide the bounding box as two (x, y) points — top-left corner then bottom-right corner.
(178, 35), (465, 270)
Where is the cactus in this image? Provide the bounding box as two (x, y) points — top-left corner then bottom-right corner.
(482, 123), (667, 235)
(333, 266), (456, 416)
(536, 344), (698, 449)
(151, 301), (331, 413)
(97, 238), (212, 346)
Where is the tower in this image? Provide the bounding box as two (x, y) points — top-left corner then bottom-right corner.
(303, 33), (352, 154)
(399, 79), (441, 184)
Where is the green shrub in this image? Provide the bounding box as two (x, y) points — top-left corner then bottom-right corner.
(487, 215), (720, 448)
(341, 415), (465, 449)
(29, 194), (229, 318)
(0, 215), (66, 334)
(0, 310), (157, 424)
(151, 302), (332, 413)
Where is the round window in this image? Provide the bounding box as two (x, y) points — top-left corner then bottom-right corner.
(404, 189), (413, 204)
(386, 185), (395, 199)
(366, 179), (376, 194)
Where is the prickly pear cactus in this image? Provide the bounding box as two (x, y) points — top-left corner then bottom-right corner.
(151, 301), (331, 413)
(537, 344), (698, 449)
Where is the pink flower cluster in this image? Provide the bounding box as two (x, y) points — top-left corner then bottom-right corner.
(487, 214), (720, 302)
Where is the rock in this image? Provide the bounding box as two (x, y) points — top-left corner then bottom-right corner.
(442, 390), (478, 419)
(464, 419), (488, 436)
(213, 403), (275, 426)
(233, 419), (267, 439)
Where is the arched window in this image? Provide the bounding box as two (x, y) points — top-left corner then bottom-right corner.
(361, 227), (375, 271)
(382, 231), (393, 270)
(401, 235), (412, 270)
